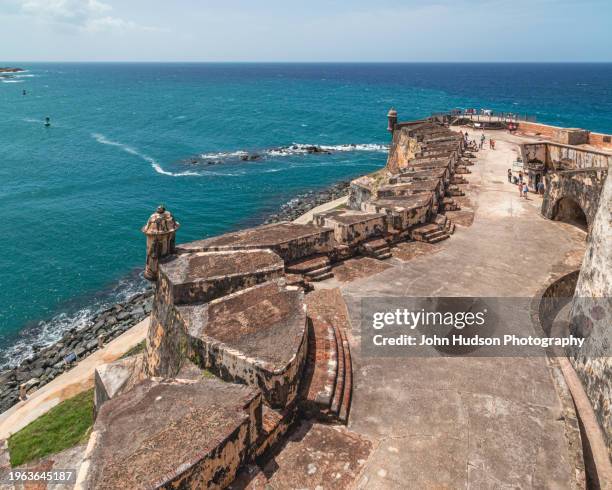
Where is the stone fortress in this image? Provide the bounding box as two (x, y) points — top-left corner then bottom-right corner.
(74, 111), (610, 489)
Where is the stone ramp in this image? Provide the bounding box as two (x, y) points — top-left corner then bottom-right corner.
(77, 375), (261, 490)
(300, 289), (353, 424)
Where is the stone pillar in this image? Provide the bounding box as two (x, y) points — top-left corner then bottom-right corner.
(387, 108), (398, 133)
(142, 205), (180, 281)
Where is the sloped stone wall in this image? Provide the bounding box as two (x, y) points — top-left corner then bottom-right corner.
(569, 173), (612, 457)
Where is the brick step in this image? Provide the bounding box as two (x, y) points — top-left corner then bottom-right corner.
(334, 313), (353, 425)
(254, 405), (294, 458)
(301, 290), (354, 425)
(286, 254), (330, 274)
(299, 313), (339, 417)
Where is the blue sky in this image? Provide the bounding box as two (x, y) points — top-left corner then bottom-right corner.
(1, 0), (611, 62)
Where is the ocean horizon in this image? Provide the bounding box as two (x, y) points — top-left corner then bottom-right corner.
(1, 61), (611, 369)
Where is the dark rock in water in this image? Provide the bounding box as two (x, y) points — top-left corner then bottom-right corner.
(305, 145), (331, 154)
(240, 154), (262, 161)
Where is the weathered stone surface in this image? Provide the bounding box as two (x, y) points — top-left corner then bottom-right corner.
(94, 354), (144, 418)
(183, 281), (308, 408)
(230, 421), (372, 490)
(179, 222), (334, 262)
(569, 172), (612, 455)
(78, 375), (261, 490)
(160, 249), (284, 305)
(542, 167), (608, 229)
(314, 209), (387, 246)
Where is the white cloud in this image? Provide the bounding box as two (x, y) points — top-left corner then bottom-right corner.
(12, 0), (157, 32)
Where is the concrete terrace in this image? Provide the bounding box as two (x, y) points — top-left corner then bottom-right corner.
(333, 128), (588, 488)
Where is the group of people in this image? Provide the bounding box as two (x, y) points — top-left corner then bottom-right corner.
(462, 131), (494, 150)
(462, 131), (495, 150)
(507, 169), (545, 198)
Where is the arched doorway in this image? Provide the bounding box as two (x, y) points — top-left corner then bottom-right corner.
(553, 197), (588, 231)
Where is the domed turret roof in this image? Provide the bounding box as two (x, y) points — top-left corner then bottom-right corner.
(142, 205), (180, 235)
(387, 108), (398, 116)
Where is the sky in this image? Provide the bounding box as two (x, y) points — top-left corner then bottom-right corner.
(1, 0), (611, 62)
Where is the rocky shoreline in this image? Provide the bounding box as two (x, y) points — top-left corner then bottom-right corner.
(264, 180), (350, 223)
(0, 290), (152, 414)
(0, 178), (352, 415)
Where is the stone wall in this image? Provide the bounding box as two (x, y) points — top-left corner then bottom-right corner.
(542, 168), (608, 228)
(517, 121), (612, 151)
(521, 142), (612, 171)
(386, 129), (421, 174)
(568, 173), (612, 457)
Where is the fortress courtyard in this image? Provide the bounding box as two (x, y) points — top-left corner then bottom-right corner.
(327, 128), (587, 488)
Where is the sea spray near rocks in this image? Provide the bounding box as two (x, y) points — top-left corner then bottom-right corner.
(186, 143), (389, 166)
(0, 290), (152, 414)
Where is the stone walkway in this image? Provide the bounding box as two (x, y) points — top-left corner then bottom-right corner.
(337, 129), (588, 488)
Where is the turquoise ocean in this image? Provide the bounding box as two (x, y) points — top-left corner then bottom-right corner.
(1, 62), (611, 368)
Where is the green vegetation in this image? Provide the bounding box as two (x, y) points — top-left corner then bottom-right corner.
(120, 339), (146, 359)
(8, 388), (94, 467)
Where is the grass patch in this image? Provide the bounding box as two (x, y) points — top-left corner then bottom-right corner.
(120, 340), (145, 359)
(8, 388), (94, 467)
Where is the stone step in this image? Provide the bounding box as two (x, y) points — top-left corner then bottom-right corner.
(362, 238), (389, 252)
(444, 220), (456, 235)
(301, 289), (353, 425)
(428, 234), (450, 244)
(305, 265), (332, 278)
(434, 214), (448, 227)
(307, 271), (334, 282)
(329, 320), (346, 416)
(299, 313), (339, 416)
(424, 230), (447, 240)
(374, 251), (392, 260)
(334, 314), (353, 425)
(286, 254), (330, 274)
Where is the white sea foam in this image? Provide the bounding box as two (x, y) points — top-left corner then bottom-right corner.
(91, 133), (200, 177)
(2, 79), (24, 83)
(198, 142), (388, 162)
(0, 275), (148, 370)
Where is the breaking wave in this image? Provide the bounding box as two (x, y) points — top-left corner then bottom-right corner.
(0, 272), (149, 370)
(91, 133), (201, 177)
